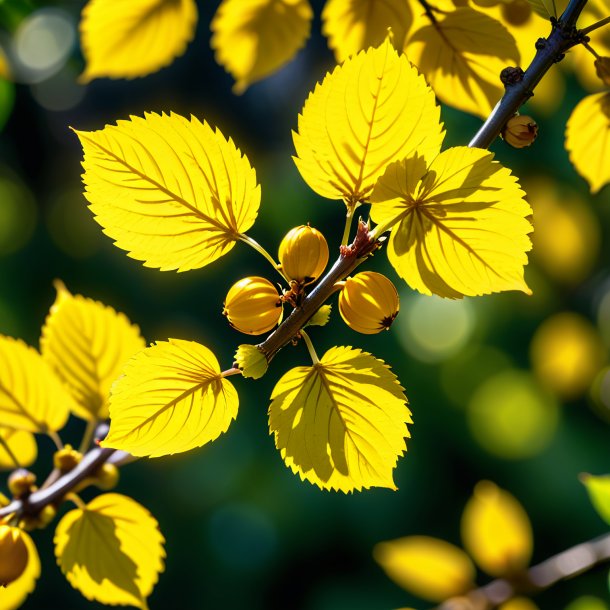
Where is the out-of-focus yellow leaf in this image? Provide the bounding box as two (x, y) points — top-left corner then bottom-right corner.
(0, 530), (40, 610)
(322, 0), (412, 62)
(461, 480), (533, 576)
(373, 536), (475, 602)
(581, 474), (610, 527)
(566, 92), (610, 194)
(76, 112), (260, 272)
(79, 0), (198, 82)
(211, 0), (313, 93)
(40, 281), (145, 421)
(102, 339), (238, 458)
(565, 596), (610, 610)
(526, 177), (600, 284)
(293, 38), (443, 205)
(54, 493), (164, 608)
(526, 0), (567, 18)
(530, 312), (606, 400)
(269, 346), (411, 492)
(0, 428), (36, 469)
(370, 147), (533, 298)
(404, 6), (519, 118)
(0, 47), (11, 80)
(0, 336), (72, 433)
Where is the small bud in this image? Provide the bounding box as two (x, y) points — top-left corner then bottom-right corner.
(595, 57), (610, 87)
(278, 225), (329, 284)
(223, 277), (283, 335)
(501, 115), (538, 148)
(8, 469), (36, 498)
(54, 445), (82, 473)
(0, 525), (29, 586)
(234, 344), (268, 379)
(92, 463), (120, 490)
(339, 271), (399, 334)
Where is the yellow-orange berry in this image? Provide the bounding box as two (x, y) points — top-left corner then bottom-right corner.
(278, 225), (329, 284)
(339, 271), (399, 334)
(93, 463), (120, 490)
(53, 445), (82, 473)
(501, 115), (538, 148)
(223, 277), (283, 335)
(0, 525), (29, 586)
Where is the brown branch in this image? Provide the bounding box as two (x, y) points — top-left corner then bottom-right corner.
(469, 0), (590, 149)
(432, 532), (610, 609)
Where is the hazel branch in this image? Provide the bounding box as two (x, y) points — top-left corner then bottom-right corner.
(469, 0), (589, 149)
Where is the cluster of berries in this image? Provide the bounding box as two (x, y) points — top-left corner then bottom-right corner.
(222, 225), (400, 337)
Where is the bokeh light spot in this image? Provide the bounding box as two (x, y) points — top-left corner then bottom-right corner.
(467, 370), (559, 459)
(530, 312), (606, 400)
(397, 293), (475, 363)
(0, 170), (37, 256)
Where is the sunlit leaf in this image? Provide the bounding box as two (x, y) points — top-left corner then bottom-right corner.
(293, 37), (443, 204)
(234, 344), (268, 380)
(566, 92), (610, 194)
(211, 0), (313, 93)
(0, 428), (36, 469)
(76, 111), (261, 272)
(306, 304), (332, 327)
(461, 480), (533, 576)
(79, 0), (198, 82)
(404, 7), (519, 118)
(269, 346), (411, 492)
(102, 339), (239, 457)
(370, 147), (533, 298)
(373, 536), (476, 602)
(40, 280), (145, 421)
(0, 336), (72, 433)
(0, 530), (40, 610)
(322, 0), (412, 62)
(54, 493), (164, 608)
(581, 474), (610, 527)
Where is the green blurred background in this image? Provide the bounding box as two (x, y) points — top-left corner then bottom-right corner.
(1, 0), (610, 608)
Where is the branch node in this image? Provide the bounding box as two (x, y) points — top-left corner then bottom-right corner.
(500, 66), (525, 86)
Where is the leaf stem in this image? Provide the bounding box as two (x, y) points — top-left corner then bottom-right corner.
(0, 435), (21, 469)
(300, 330), (319, 364)
(582, 40), (601, 58)
(239, 234), (287, 281)
(469, 0), (590, 149)
(341, 202), (357, 247)
(48, 430), (63, 451)
(66, 493), (86, 510)
(580, 15), (610, 36)
(78, 419), (97, 454)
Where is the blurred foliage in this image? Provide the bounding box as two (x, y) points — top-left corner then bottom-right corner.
(0, 0), (609, 608)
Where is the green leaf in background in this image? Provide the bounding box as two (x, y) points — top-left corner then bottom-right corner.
(0, 78), (14, 131)
(581, 474), (610, 526)
(564, 595), (609, 610)
(526, 0), (568, 18)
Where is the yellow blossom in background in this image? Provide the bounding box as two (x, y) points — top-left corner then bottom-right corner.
(500, 597), (540, 610)
(461, 481), (533, 577)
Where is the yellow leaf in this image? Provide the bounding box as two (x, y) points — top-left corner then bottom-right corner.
(499, 598), (540, 610)
(566, 92), (610, 194)
(76, 111), (261, 272)
(269, 346), (411, 492)
(40, 281), (145, 421)
(373, 536), (476, 602)
(461, 480), (533, 576)
(79, 0), (198, 82)
(102, 339), (239, 457)
(211, 0), (313, 94)
(370, 147), (533, 298)
(322, 0), (413, 63)
(526, 0), (567, 18)
(581, 473), (610, 527)
(0, 530), (40, 610)
(0, 336), (72, 433)
(404, 6), (519, 118)
(0, 428), (37, 470)
(54, 493), (164, 608)
(293, 37), (443, 204)
(234, 344), (268, 380)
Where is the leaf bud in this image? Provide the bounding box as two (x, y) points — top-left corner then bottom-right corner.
(92, 463), (120, 490)
(595, 57), (610, 87)
(234, 344), (268, 379)
(0, 525), (29, 586)
(223, 277), (283, 335)
(53, 444), (82, 473)
(8, 469), (36, 498)
(501, 115), (538, 148)
(339, 271), (399, 334)
(278, 225), (329, 284)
